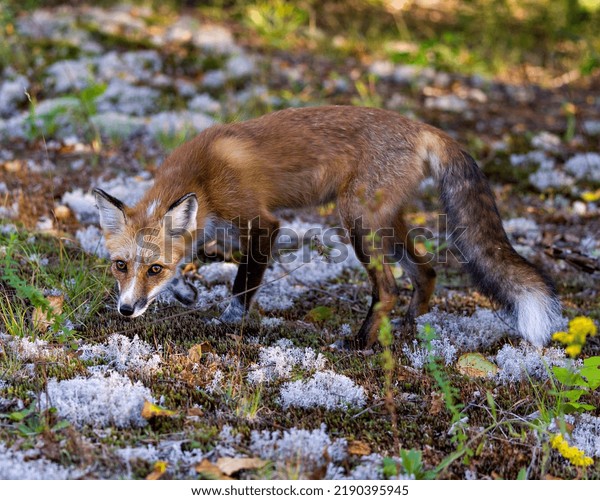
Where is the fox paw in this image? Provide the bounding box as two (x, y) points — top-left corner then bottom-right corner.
(169, 277), (198, 306)
(219, 299), (245, 324)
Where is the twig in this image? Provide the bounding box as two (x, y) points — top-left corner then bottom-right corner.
(352, 400), (386, 419)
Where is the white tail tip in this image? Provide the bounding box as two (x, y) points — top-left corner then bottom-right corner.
(516, 291), (562, 346)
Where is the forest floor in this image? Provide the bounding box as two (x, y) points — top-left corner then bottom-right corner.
(1, 3), (599, 479)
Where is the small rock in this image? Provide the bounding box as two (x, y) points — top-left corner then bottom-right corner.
(202, 70), (226, 89)
(147, 111), (214, 138)
(368, 60), (395, 79)
(0, 76), (29, 117)
(565, 153), (600, 182)
(194, 24), (237, 53)
(466, 87), (487, 103)
(175, 79), (197, 97)
(531, 131), (561, 153)
(189, 93), (221, 114)
(226, 53), (256, 80)
(90, 112), (146, 138)
(433, 72), (452, 88)
(392, 65), (420, 85)
(95, 79), (159, 116)
(45, 59), (92, 93)
(424, 95), (469, 113)
(583, 120), (600, 135)
(573, 201), (587, 216)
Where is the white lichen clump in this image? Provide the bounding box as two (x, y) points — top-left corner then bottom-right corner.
(0, 443), (79, 480)
(509, 150), (577, 191)
(5, 336), (62, 362)
(494, 343), (570, 383)
(564, 153), (600, 182)
(116, 440), (205, 479)
(402, 336), (458, 369)
(247, 339), (326, 384)
(79, 334), (161, 376)
(75, 225), (109, 258)
(260, 316), (284, 329)
(249, 424), (347, 476)
(280, 370), (366, 410)
(62, 176), (153, 224)
(147, 111), (214, 138)
(0, 76), (29, 116)
(568, 414), (600, 458)
(196, 262), (238, 285)
(531, 131), (561, 153)
(415, 307), (512, 352)
(211, 425), (243, 459)
(248, 424), (408, 479)
(503, 217), (540, 243)
(41, 371), (153, 428)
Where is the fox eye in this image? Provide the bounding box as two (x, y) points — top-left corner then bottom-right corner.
(148, 264), (163, 276)
(115, 260), (127, 272)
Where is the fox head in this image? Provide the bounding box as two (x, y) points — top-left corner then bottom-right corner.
(93, 189), (198, 317)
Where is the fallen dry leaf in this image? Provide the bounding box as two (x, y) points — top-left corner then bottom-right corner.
(227, 333), (243, 343)
(414, 241), (428, 256)
(141, 401), (176, 419)
(195, 459), (233, 480)
(348, 440), (371, 456)
(397, 365), (426, 382)
(53, 205), (71, 220)
(216, 457), (267, 476)
(456, 352), (498, 377)
(430, 391), (444, 415)
(187, 407), (204, 417)
(188, 342), (214, 363)
(3, 160), (21, 172)
(182, 262), (197, 275)
(146, 461), (168, 480)
(32, 294), (64, 333)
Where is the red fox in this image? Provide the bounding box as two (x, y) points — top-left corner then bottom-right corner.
(94, 106), (561, 348)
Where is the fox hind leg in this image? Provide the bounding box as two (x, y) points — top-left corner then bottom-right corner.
(391, 213), (436, 323)
(342, 213), (399, 349)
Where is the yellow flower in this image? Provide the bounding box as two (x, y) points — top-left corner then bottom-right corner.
(552, 331), (568, 342)
(581, 189), (600, 203)
(565, 344), (582, 358)
(569, 317), (597, 338)
(154, 461), (168, 473)
(553, 317), (597, 358)
(551, 433), (594, 467)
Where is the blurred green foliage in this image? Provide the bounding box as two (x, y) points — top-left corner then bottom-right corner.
(1, 0), (599, 79)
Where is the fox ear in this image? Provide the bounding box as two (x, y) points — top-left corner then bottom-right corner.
(93, 188), (127, 235)
(163, 193), (198, 236)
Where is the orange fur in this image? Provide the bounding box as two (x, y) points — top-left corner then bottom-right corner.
(95, 106), (560, 347)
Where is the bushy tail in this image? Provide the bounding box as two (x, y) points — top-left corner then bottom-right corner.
(434, 148), (562, 345)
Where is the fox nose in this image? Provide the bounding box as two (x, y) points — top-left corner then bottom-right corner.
(119, 304), (135, 316)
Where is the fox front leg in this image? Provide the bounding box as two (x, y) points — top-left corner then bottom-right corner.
(219, 298), (245, 324)
(219, 213), (280, 325)
(167, 268), (198, 306)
